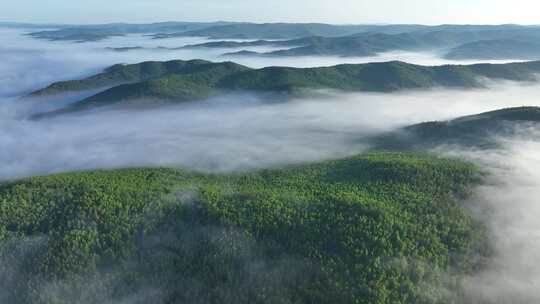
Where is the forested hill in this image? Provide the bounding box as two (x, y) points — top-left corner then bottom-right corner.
(30, 59), (540, 117)
(0, 152), (488, 303)
(30, 59), (251, 96)
(444, 39), (540, 60)
(375, 106), (540, 149)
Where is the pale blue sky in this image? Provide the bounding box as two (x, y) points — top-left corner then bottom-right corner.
(2, 0), (539, 25)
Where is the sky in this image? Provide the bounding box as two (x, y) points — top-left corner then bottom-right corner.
(1, 0), (540, 25)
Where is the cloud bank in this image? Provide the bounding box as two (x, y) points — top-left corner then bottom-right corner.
(0, 81), (539, 180)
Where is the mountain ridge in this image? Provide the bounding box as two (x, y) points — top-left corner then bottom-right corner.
(30, 59), (540, 117)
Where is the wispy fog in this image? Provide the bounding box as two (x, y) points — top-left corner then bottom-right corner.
(433, 131), (540, 303)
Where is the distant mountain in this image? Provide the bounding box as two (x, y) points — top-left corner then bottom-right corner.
(154, 24), (540, 41)
(261, 33), (426, 57)
(30, 60), (540, 117)
(181, 39), (288, 49)
(182, 32), (454, 58)
(375, 107), (540, 150)
(27, 22), (540, 56)
(416, 26), (540, 44)
(181, 34), (419, 57)
(185, 34), (428, 58)
(152, 23), (428, 40)
(185, 26), (540, 59)
(445, 39), (540, 60)
(28, 21), (235, 42)
(27, 22), (425, 42)
(105, 31), (540, 61)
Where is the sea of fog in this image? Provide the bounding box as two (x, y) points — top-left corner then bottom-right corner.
(2, 26), (540, 302)
(0, 28), (525, 96)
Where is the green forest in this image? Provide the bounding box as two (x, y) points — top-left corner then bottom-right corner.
(0, 152), (490, 304)
(375, 106), (540, 149)
(30, 59), (540, 117)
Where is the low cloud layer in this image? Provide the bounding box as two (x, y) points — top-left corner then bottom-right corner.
(1, 81), (540, 180)
(3, 27), (540, 303)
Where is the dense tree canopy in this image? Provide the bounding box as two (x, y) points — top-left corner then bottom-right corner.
(0, 152), (489, 304)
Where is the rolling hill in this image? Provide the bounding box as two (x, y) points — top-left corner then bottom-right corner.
(257, 33), (426, 57)
(30, 59), (250, 96)
(27, 21), (234, 42)
(180, 27), (540, 59)
(182, 33), (444, 58)
(30, 59), (540, 117)
(151, 24), (540, 42)
(0, 152), (487, 304)
(27, 22), (426, 42)
(26, 22), (540, 61)
(445, 39), (540, 60)
(375, 107), (540, 150)
(151, 23), (427, 40)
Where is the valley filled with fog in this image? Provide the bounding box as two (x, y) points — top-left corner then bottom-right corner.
(0, 28), (538, 179)
(2, 23), (540, 303)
